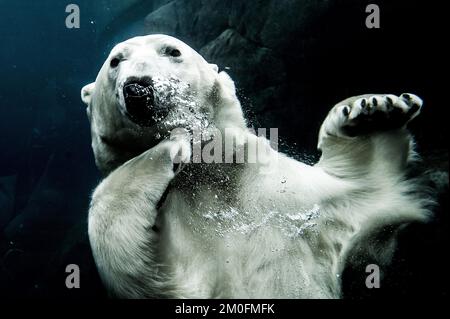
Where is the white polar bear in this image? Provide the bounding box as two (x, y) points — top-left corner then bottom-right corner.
(81, 35), (431, 298)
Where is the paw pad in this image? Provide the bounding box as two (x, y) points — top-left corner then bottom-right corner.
(330, 93), (423, 137)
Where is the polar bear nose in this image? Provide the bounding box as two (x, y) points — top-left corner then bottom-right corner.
(124, 82), (151, 97)
(123, 76), (153, 98)
(122, 77), (169, 126)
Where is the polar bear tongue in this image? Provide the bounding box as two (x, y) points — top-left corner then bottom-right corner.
(123, 83), (168, 127)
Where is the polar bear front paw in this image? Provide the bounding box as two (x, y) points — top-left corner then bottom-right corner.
(168, 129), (192, 174)
(120, 128), (191, 179)
(323, 93), (422, 138)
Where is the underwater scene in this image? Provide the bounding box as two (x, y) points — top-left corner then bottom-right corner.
(0, 0), (448, 300)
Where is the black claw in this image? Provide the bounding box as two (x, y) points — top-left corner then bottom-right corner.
(402, 93), (411, 100)
(386, 97), (393, 105)
(361, 99), (366, 108)
(342, 107), (349, 116)
(372, 98), (378, 106)
(409, 103), (420, 114)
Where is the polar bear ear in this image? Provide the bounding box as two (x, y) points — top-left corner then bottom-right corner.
(209, 63), (219, 73)
(216, 71), (237, 99)
(81, 82), (95, 105)
(211, 71), (246, 129)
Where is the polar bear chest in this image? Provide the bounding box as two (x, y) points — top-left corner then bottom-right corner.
(156, 170), (340, 298)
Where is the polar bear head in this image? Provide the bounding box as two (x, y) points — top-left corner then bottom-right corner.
(81, 35), (246, 174)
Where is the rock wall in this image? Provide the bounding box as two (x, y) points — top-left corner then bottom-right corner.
(117, 0), (446, 156)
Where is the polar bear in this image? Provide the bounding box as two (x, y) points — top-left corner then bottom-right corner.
(81, 35), (430, 298)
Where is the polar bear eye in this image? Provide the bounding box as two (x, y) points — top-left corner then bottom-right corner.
(170, 49), (181, 57)
(165, 47), (182, 58)
(110, 57), (121, 68)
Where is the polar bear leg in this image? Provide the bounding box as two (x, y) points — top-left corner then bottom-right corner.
(317, 93), (423, 178)
(316, 94), (428, 277)
(88, 133), (191, 298)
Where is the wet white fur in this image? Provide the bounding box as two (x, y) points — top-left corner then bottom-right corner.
(82, 35), (430, 298)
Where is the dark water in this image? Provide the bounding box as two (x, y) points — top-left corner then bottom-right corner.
(0, 0), (448, 298)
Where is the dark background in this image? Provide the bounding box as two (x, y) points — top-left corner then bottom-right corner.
(0, 0), (447, 298)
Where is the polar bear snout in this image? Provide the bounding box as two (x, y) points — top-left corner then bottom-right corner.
(121, 76), (169, 127)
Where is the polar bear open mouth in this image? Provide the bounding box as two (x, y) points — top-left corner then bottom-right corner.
(122, 77), (170, 126)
